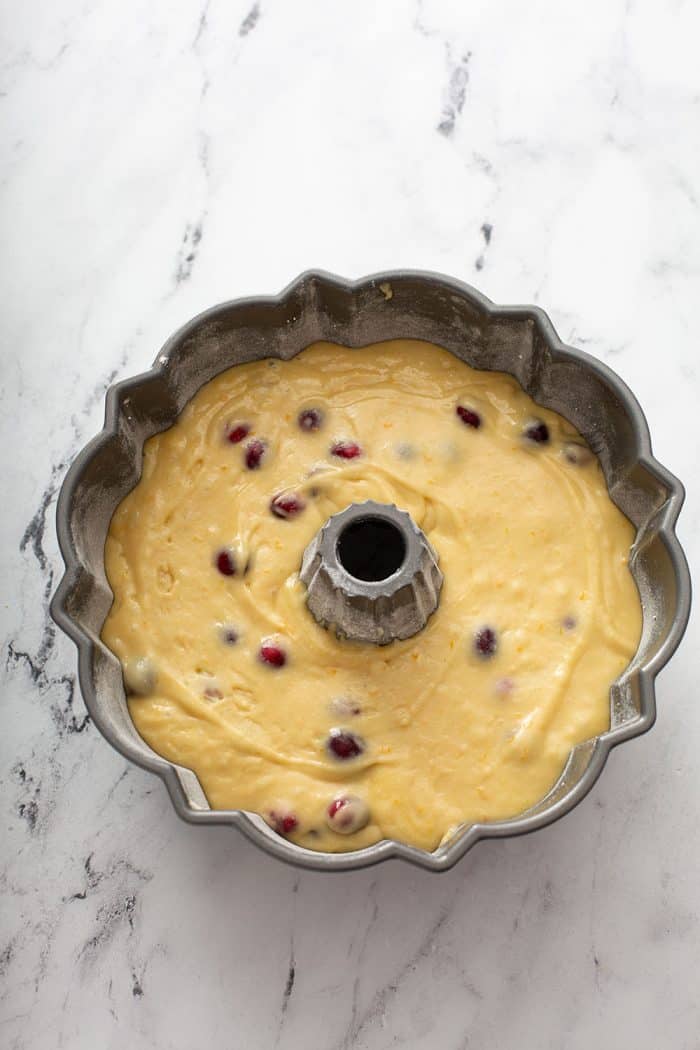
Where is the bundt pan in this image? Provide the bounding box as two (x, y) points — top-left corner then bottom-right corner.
(51, 271), (691, 872)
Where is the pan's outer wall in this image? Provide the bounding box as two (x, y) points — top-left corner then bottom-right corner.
(50, 271), (691, 872)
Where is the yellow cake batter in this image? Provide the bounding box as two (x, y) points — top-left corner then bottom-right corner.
(102, 340), (642, 852)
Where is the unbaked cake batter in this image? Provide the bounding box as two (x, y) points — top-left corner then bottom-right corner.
(102, 340), (642, 852)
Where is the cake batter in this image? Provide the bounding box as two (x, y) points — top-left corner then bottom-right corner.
(102, 340), (642, 852)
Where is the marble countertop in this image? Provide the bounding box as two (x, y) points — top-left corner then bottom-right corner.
(2, 1), (699, 1047)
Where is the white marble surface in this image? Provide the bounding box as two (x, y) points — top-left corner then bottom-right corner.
(2, 1), (699, 1047)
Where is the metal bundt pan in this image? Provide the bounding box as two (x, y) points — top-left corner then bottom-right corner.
(51, 271), (691, 872)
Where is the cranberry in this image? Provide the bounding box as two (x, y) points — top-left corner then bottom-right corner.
(456, 405), (482, 429)
(270, 492), (306, 519)
(326, 795), (370, 834)
(328, 798), (347, 820)
(267, 808), (298, 836)
(298, 407), (324, 432)
(474, 626), (497, 657)
(331, 441), (362, 460)
(123, 657), (157, 696)
(244, 438), (267, 469)
(330, 696), (362, 717)
(563, 441), (593, 466)
(259, 641), (287, 668)
(215, 548), (237, 576)
(226, 423), (251, 444)
(327, 729), (364, 760)
(524, 420), (550, 444)
(220, 625), (239, 645)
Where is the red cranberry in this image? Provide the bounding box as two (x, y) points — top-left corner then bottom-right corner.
(226, 423), (251, 444)
(524, 420), (550, 444)
(298, 408), (324, 432)
(474, 626), (497, 657)
(456, 405), (482, 429)
(270, 492), (306, 519)
(244, 439), (267, 469)
(267, 808), (298, 835)
(215, 548), (237, 576)
(259, 641), (287, 668)
(326, 795), (370, 834)
(327, 729), (364, 760)
(331, 441), (362, 460)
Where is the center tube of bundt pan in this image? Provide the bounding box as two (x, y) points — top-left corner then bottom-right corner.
(299, 500), (443, 646)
